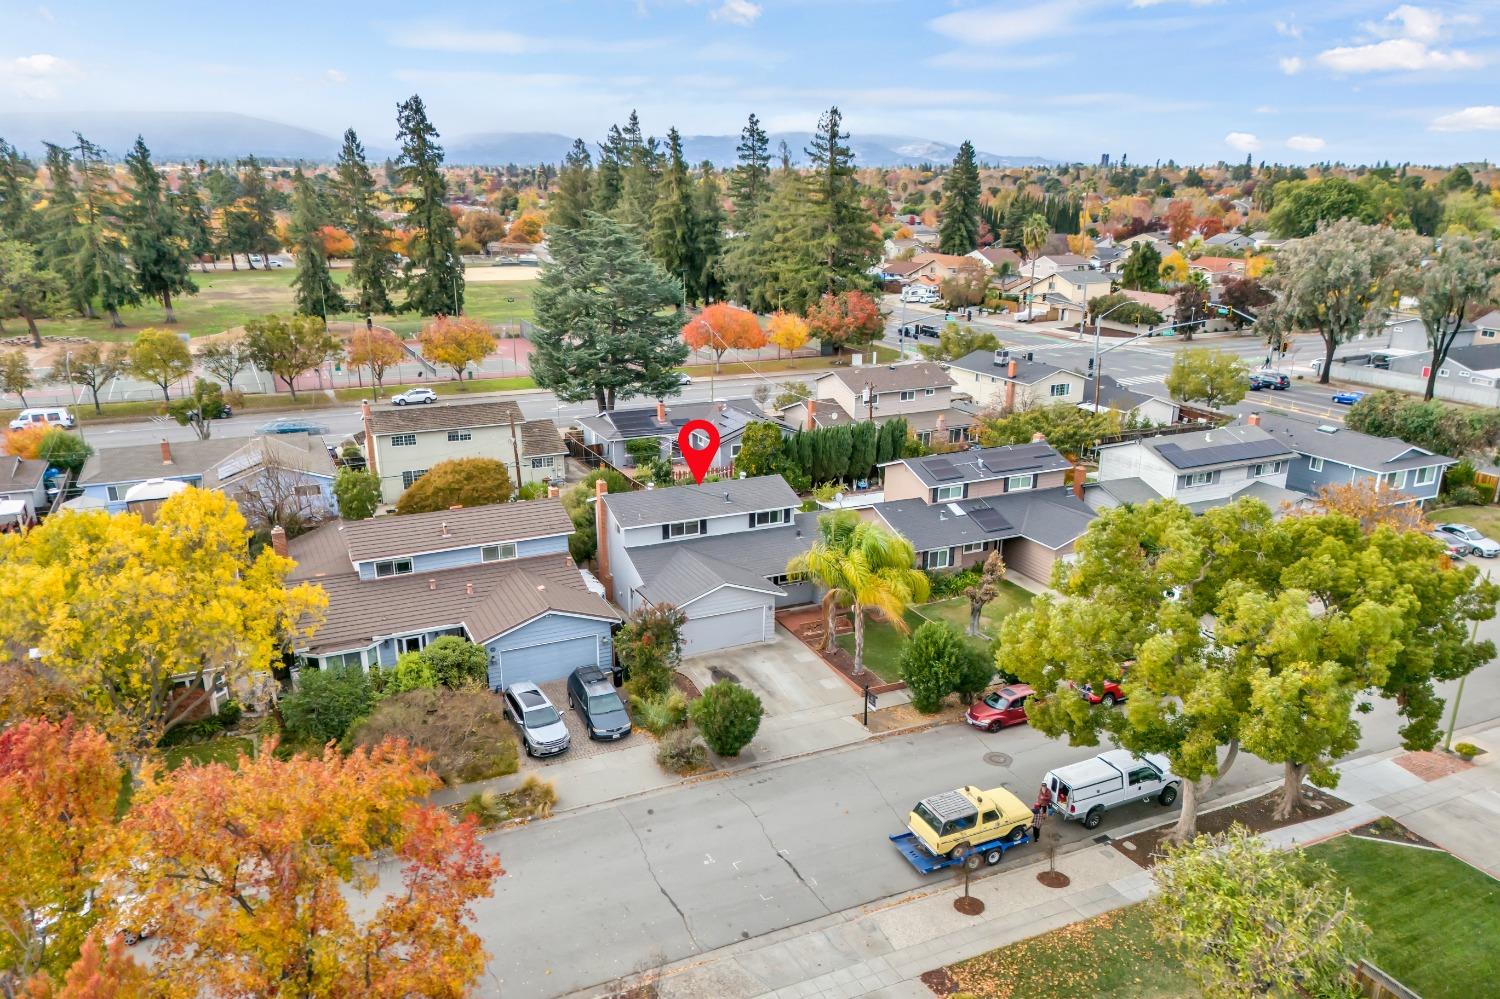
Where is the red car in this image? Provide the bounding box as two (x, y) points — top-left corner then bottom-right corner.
(965, 684), (1034, 732)
(1076, 670), (1127, 707)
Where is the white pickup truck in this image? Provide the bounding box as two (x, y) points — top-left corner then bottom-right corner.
(1041, 750), (1180, 830)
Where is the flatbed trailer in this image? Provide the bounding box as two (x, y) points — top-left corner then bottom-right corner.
(889, 829), (1033, 874)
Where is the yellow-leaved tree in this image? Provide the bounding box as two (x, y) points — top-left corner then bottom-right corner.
(1160, 250), (1190, 284)
(766, 311), (811, 359)
(0, 488), (326, 753)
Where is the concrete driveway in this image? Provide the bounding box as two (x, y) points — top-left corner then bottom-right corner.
(681, 628), (854, 718)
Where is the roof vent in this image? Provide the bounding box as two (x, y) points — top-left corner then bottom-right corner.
(440, 521), (450, 538)
(724, 491), (731, 503)
(428, 578), (437, 591)
(465, 581), (474, 596)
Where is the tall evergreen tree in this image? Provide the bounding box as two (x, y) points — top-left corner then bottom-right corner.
(802, 107), (878, 298)
(617, 111), (660, 230)
(1000, 197), (1025, 252)
(726, 167), (819, 314)
(729, 113), (771, 222)
(233, 154), (279, 268)
(692, 161), (726, 303)
(333, 128), (395, 315)
(938, 140), (981, 255)
(72, 134), (137, 327)
(123, 137), (196, 323)
(394, 95), (463, 316)
(551, 139), (594, 233)
(650, 128), (697, 298)
(532, 212), (687, 411)
(174, 170), (215, 271)
(39, 144), (87, 315)
(0, 139), (36, 240)
(288, 166), (345, 320)
(592, 124), (626, 214)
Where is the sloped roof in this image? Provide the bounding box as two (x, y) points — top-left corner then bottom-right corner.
(77, 436), (246, 486)
(201, 434), (336, 491)
(0, 456), (46, 494)
(886, 441), (1071, 488)
(949, 348), (1076, 385)
(575, 398), (762, 443)
(623, 513), (819, 606)
(819, 361), (955, 394)
(602, 475), (799, 528)
(366, 399), (524, 435)
(871, 488), (1095, 552)
(1113, 424), (1295, 470)
(1252, 413), (1455, 472)
(340, 499), (574, 562)
(632, 548), (784, 607)
(518, 419), (566, 456)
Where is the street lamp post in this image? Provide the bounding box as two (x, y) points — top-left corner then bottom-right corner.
(1444, 606), (1485, 752)
(1090, 300), (1144, 410)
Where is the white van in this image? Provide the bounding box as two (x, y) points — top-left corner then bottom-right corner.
(1042, 750), (1179, 830)
(8, 407), (76, 432)
(901, 284), (940, 304)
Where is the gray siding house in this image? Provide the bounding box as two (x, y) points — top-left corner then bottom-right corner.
(577, 398), (765, 472)
(1254, 412), (1454, 504)
(286, 499), (620, 689)
(1094, 420), (1304, 514)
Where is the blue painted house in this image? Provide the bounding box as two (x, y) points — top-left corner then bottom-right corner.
(286, 498), (620, 690)
(1254, 412), (1456, 505)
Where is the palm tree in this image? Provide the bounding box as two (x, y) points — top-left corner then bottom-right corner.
(1021, 212), (1050, 315)
(787, 510), (861, 653)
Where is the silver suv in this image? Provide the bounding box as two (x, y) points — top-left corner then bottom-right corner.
(391, 388), (436, 406)
(503, 682), (571, 758)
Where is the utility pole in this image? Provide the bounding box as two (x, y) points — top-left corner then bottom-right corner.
(508, 411), (524, 498)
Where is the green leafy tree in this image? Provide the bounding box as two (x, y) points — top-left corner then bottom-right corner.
(129, 327), (193, 402)
(418, 636), (489, 689)
(963, 550), (1006, 637)
(0, 349), (33, 406)
(395, 95), (463, 315)
(938, 140), (981, 254)
(334, 128), (396, 315)
(332, 467), (381, 520)
(165, 378), (231, 440)
(617, 602), (687, 700)
(723, 165), (818, 313)
(952, 641), (998, 706)
(1085, 291), (1163, 327)
(174, 168), (215, 270)
(1165, 347), (1249, 410)
(1151, 828), (1368, 999)
(728, 113), (771, 223)
(47, 341), (124, 414)
(802, 107), (880, 300)
(35, 426), (92, 474)
(123, 136), (196, 324)
(561, 467), (631, 562)
(591, 123), (626, 215)
(1345, 390), (1500, 458)
(917, 322), (1000, 362)
(394, 457), (512, 514)
(689, 681), (763, 757)
(624, 436), (664, 468)
(1119, 241), (1164, 292)
(732, 421), (784, 478)
(1416, 233), (1499, 401)
(532, 212), (687, 411)
(232, 154), (281, 268)
(288, 166), (345, 320)
(0, 139), (35, 241)
(1266, 177), (1376, 238)
(280, 665), (374, 745)
(550, 139), (594, 233)
(242, 313), (340, 400)
(388, 651), (438, 694)
(976, 403), (1119, 459)
(616, 111), (660, 232)
(0, 238), (66, 348)
(899, 621), (967, 713)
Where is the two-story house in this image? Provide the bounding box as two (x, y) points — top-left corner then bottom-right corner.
(361, 399), (566, 503)
(867, 442), (1096, 583)
(1081, 376), (1181, 426)
(1016, 269), (1118, 325)
(780, 362), (975, 446)
(1253, 412), (1455, 505)
(285, 498), (620, 689)
(947, 348), (1088, 412)
(577, 398), (763, 472)
(1093, 418), (1303, 514)
(597, 475), (813, 655)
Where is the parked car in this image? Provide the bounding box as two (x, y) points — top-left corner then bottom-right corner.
(1331, 390), (1367, 405)
(1428, 530), (1471, 559)
(964, 684), (1034, 732)
(247, 254), (284, 269)
(256, 418), (329, 435)
(1075, 670), (1127, 707)
(1042, 750), (1179, 830)
(1435, 523), (1500, 557)
(905, 784), (1033, 861)
(1248, 371), (1289, 390)
(677, 374), (693, 386)
(183, 401), (232, 422)
(502, 682), (571, 758)
(566, 666), (632, 740)
(8, 407), (75, 431)
(391, 388), (437, 406)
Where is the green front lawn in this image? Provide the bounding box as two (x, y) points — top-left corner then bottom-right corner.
(1429, 505), (1500, 540)
(919, 585), (1035, 640)
(835, 608), (930, 683)
(833, 588), (1035, 684)
(162, 735), (256, 770)
(1308, 835), (1500, 999)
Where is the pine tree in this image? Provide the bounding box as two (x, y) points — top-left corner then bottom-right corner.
(1000, 197), (1025, 252)
(124, 137), (196, 323)
(650, 128), (697, 299)
(39, 144), (87, 316)
(692, 161), (726, 303)
(729, 113), (770, 223)
(551, 139), (594, 233)
(725, 166), (819, 314)
(394, 94), (463, 316)
(592, 124), (626, 214)
(334, 128), (395, 315)
(233, 155), (279, 268)
(0, 139), (36, 241)
(802, 107), (879, 299)
(618, 111), (660, 230)
(938, 140), (981, 255)
(72, 134), (138, 327)
(288, 166), (345, 320)
(174, 169), (215, 271)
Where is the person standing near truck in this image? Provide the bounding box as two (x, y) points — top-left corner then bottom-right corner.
(1031, 785), (1053, 842)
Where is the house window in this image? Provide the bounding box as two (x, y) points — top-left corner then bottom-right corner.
(1049, 383), (1070, 397)
(107, 484), (128, 502)
(1308, 457), (1324, 472)
(391, 434), (417, 447)
(530, 457), (549, 468)
(1006, 474), (1035, 491)
(753, 509), (786, 526)
(927, 548), (952, 570)
(402, 469), (428, 489)
(320, 650), (365, 671)
(1384, 471), (1402, 487)
(666, 520), (703, 539)
(447, 430), (472, 442)
(1249, 462), (1278, 478)
(870, 393), (880, 408)
(374, 558), (413, 578)
(899, 390), (917, 402)
(295, 484), (321, 498)
(1413, 466), (1437, 486)
(1182, 471), (1214, 487)
(924, 388), (936, 397)
(935, 484), (965, 501)
(730, 443), (742, 458)
(689, 429), (710, 450)
(962, 542), (985, 553)
(767, 571), (806, 585)
(1438, 368), (1450, 378)
(918, 430), (932, 445)
(481, 543), (517, 562)
(397, 635), (425, 655)
(949, 428), (965, 443)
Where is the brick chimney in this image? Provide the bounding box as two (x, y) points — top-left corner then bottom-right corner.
(805, 399), (817, 431)
(1072, 464), (1086, 501)
(360, 400), (377, 477)
(270, 524), (288, 557)
(547, 485), (560, 499)
(1247, 413), (1261, 427)
(1031, 432), (1047, 443)
(594, 478), (612, 592)
(160, 439), (173, 465)
(656, 400), (667, 423)
(1007, 359), (1018, 378)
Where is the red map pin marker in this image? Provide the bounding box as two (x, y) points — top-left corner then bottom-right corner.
(677, 419), (721, 484)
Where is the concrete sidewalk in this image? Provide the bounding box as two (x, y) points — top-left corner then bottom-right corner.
(578, 722), (1500, 999)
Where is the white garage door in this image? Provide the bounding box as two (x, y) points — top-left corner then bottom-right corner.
(682, 605), (767, 656)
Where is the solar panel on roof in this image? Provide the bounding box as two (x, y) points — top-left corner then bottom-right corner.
(926, 458), (962, 480)
(215, 450), (263, 480)
(610, 409), (665, 436)
(1155, 438), (1287, 469)
(967, 506), (1011, 533)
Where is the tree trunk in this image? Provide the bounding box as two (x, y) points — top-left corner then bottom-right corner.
(1275, 762), (1309, 821)
(159, 382), (171, 403)
(1167, 777), (1203, 844)
(84, 302), (97, 320)
(91, 387), (103, 415)
(1425, 359), (1439, 401)
(230, 254), (238, 271)
(162, 292), (176, 324)
(1319, 334), (1335, 385)
(108, 308), (123, 328)
(852, 601), (866, 676)
(820, 593), (839, 653)
(24, 310), (41, 349)
(969, 600), (982, 637)
(285, 375), (299, 400)
(594, 383), (607, 414)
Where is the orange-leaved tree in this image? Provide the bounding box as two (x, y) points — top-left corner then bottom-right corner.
(805, 290), (883, 354)
(506, 212), (545, 244)
(766, 311), (810, 359)
(109, 740), (502, 999)
(2, 423), (47, 459)
(418, 316), (496, 384)
(345, 327), (406, 399)
(681, 303), (765, 372)
(1293, 480), (1429, 535)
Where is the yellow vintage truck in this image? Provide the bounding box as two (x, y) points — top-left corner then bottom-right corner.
(891, 784), (1034, 872)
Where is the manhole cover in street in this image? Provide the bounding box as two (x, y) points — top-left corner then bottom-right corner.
(983, 752), (1012, 767)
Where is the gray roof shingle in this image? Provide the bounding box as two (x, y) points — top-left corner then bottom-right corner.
(340, 499), (574, 562)
(622, 512), (820, 605)
(1252, 413), (1455, 473)
(367, 399), (524, 435)
(949, 348), (1075, 385)
(77, 436), (248, 486)
(0, 456), (46, 494)
(576, 398), (763, 443)
(819, 361), (955, 394)
(1126, 424), (1294, 470)
(872, 488), (1095, 552)
(603, 475), (799, 528)
(888, 442), (1071, 488)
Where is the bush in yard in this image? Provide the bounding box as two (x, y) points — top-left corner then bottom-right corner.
(630, 689), (688, 736)
(655, 728), (709, 775)
(350, 686), (518, 785)
(419, 635), (490, 689)
(618, 602), (687, 700)
(460, 775), (557, 827)
(951, 643), (998, 706)
(332, 468), (380, 520)
(562, 467), (632, 562)
(280, 667), (373, 745)
(926, 566), (979, 599)
(388, 650), (437, 694)
(1454, 741), (1480, 758)
(689, 681), (763, 757)
(899, 621), (969, 713)
(1445, 485), (1485, 507)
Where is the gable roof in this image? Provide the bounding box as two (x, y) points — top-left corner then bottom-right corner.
(819, 361), (955, 394)
(77, 436), (246, 487)
(882, 260), (923, 276)
(1190, 256), (1243, 274)
(602, 474), (799, 528)
(1111, 424), (1294, 470)
(575, 398), (762, 443)
(909, 252), (977, 270)
(201, 434), (336, 491)
(340, 498), (574, 563)
(973, 247), (1022, 268)
(367, 399), (524, 436)
(1121, 289), (1175, 311)
(1081, 376), (1154, 414)
(886, 441), (1072, 488)
(1049, 270), (1117, 288)
(872, 488), (1095, 552)
(0, 456), (46, 494)
(518, 418), (566, 456)
(949, 348), (1077, 385)
(1443, 344), (1500, 373)
(1472, 309), (1500, 332)
(1041, 253), (1087, 268)
(1252, 413), (1456, 473)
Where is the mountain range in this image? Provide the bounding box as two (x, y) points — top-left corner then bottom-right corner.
(0, 112), (1055, 168)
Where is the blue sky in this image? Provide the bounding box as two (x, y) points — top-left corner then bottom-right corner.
(2, 0), (1497, 164)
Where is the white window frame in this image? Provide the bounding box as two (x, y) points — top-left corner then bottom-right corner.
(481, 542), (518, 562)
(402, 469), (428, 489)
(1413, 465), (1436, 486)
(447, 430), (472, 442)
(374, 558), (413, 578)
(935, 484), (964, 501)
(1005, 474), (1035, 491)
(666, 520), (703, 539)
(397, 634), (426, 655)
(530, 457), (547, 468)
(1049, 383), (1070, 397)
(688, 429), (710, 450)
(1308, 456), (1324, 472)
(962, 542), (985, 554)
(1183, 471), (1213, 487)
(753, 509), (786, 527)
(899, 390), (917, 402)
(106, 484), (127, 502)
(927, 548), (952, 570)
(1249, 462), (1275, 478)
(924, 387), (936, 397)
(391, 433), (417, 447)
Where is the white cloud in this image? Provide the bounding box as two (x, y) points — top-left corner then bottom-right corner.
(1129, 0), (1220, 7)
(1316, 37), (1480, 73)
(1286, 135), (1326, 151)
(1274, 18), (1302, 39)
(1364, 5), (1446, 43)
(1430, 105), (1500, 132)
(1279, 56), (1304, 74)
(324, 68), (347, 84)
(9, 53), (73, 75)
(391, 25), (662, 55)
(1, 53), (79, 100)
(929, 1), (1086, 45)
(1255, 105), (1278, 114)
(711, 0), (761, 26)
(1224, 131), (1261, 152)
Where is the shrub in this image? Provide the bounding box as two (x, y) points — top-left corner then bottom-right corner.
(951, 644), (998, 706)
(1454, 742), (1480, 758)
(618, 603), (686, 700)
(395, 457), (513, 514)
(516, 481), (548, 500)
(216, 700), (243, 728)
(900, 621), (970, 713)
(689, 682), (763, 757)
(927, 567), (980, 599)
(1444, 458), (1477, 493)
(1445, 485), (1485, 507)
(631, 689), (688, 736)
(655, 728), (709, 775)
(351, 686), (518, 785)
(419, 636), (490, 689)
(460, 775), (557, 827)
(388, 651), (437, 695)
(280, 666), (374, 746)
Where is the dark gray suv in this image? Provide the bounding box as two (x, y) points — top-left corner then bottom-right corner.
(566, 667), (632, 740)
